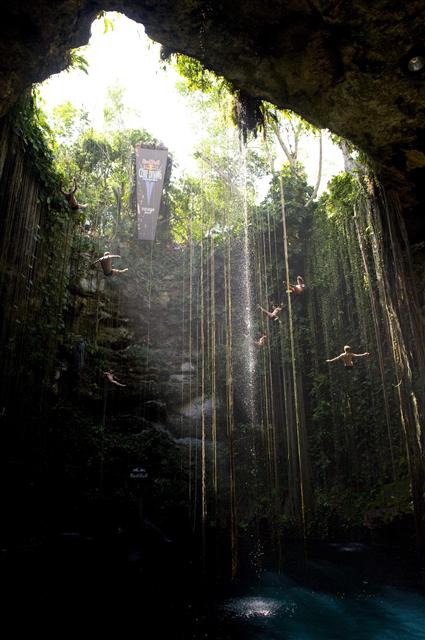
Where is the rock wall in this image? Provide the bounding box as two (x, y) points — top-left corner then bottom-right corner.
(67, 238), (201, 426)
(0, 110), (71, 411)
(0, 109), (204, 555)
(1, 1), (425, 235)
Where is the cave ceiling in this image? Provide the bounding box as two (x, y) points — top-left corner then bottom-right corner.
(1, 1), (425, 235)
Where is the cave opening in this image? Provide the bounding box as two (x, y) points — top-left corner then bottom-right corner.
(1, 5), (425, 636)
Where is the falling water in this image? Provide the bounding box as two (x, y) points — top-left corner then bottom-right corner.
(234, 138), (265, 574)
(236, 141), (258, 426)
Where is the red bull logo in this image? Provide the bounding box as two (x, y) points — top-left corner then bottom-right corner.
(135, 144), (168, 241)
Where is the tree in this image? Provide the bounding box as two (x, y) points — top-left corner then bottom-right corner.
(48, 92), (158, 238)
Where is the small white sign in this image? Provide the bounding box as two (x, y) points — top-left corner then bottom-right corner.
(130, 467), (148, 479)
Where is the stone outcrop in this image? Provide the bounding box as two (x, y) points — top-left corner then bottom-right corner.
(66, 241), (206, 439)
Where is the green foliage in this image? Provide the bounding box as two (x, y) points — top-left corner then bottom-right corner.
(261, 102), (318, 156)
(258, 164), (313, 248)
(49, 93), (159, 237)
(103, 85), (126, 129)
(170, 53), (232, 96)
(304, 165), (407, 541)
(26, 51), (408, 549)
(1, 92), (83, 405)
(50, 102), (91, 146)
(170, 53), (321, 150)
(162, 51), (320, 248)
(309, 478), (412, 539)
(12, 90), (66, 211)
(166, 132), (267, 244)
(310, 487), (369, 538)
(319, 172), (361, 221)
(363, 478), (413, 529)
(95, 10), (115, 34)
(66, 49), (89, 75)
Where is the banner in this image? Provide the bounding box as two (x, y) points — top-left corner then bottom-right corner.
(135, 144), (168, 240)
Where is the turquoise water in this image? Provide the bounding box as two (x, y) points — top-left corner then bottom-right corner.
(221, 577), (425, 639)
(211, 548), (425, 639)
(2, 536), (424, 637)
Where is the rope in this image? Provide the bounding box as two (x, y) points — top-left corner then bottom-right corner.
(279, 171), (306, 538)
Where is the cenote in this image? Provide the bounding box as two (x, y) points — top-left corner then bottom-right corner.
(1, 3), (425, 637)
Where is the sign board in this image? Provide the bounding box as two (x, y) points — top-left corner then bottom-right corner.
(130, 467), (148, 479)
(135, 144), (168, 241)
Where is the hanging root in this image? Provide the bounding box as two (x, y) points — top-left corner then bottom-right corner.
(159, 46), (175, 62)
(364, 174), (380, 198)
(231, 90), (265, 143)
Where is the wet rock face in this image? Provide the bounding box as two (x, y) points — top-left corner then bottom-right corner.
(1, 1), (425, 230)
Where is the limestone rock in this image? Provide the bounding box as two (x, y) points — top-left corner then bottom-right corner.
(1, 1), (425, 231)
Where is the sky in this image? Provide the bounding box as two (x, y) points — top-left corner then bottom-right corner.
(39, 12), (344, 195)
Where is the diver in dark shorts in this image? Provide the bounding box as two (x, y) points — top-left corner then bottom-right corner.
(104, 371), (126, 387)
(92, 252), (128, 276)
(254, 334), (268, 348)
(285, 275), (305, 295)
(257, 302), (284, 321)
(326, 345), (370, 368)
(61, 176), (88, 211)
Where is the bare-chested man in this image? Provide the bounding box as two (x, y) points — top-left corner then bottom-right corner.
(257, 302), (284, 321)
(104, 371), (126, 387)
(326, 345), (370, 369)
(254, 334), (268, 348)
(61, 177), (88, 211)
(286, 275), (305, 295)
(93, 251), (128, 277)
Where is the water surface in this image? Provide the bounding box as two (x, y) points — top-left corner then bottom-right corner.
(200, 544), (425, 639)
